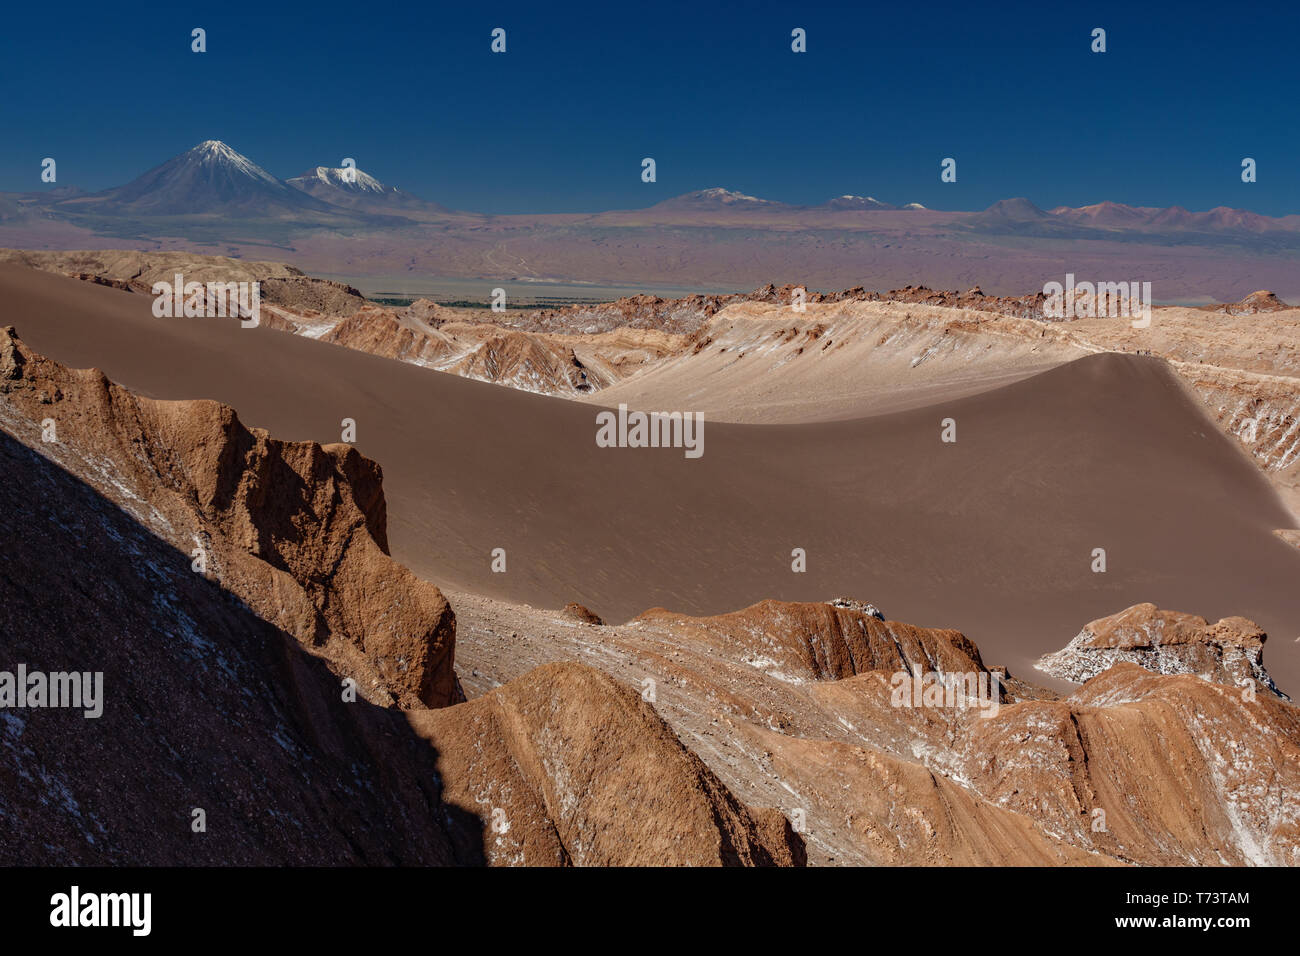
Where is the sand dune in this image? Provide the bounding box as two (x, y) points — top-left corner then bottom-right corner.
(582, 299), (1084, 422)
(4, 263), (1299, 695)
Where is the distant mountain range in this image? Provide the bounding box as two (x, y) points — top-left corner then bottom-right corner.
(969, 196), (1300, 237)
(56, 141), (340, 219)
(2, 140), (1298, 300)
(31, 141), (444, 229)
(8, 139), (1296, 232)
(650, 188), (930, 213)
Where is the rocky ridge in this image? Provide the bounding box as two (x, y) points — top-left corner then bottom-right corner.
(1037, 602), (1286, 699)
(409, 662), (804, 866)
(0, 325), (458, 708)
(452, 592), (1300, 866)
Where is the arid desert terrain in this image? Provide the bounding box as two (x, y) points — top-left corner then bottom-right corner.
(1, 249), (1298, 867)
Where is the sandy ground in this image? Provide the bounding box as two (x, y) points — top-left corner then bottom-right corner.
(4, 263), (1299, 696)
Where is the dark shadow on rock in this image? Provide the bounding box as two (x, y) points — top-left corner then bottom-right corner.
(0, 428), (485, 866)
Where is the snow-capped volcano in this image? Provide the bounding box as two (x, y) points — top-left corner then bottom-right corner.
(74, 140), (338, 217)
(665, 185), (774, 204)
(289, 165), (391, 196)
(286, 164), (444, 212)
(694, 187), (771, 204)
(188, 140), (283, 187)
(655, 187), (783, 209)
(823, 195), (896, 210)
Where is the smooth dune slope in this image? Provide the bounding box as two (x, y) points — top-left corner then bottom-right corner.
(3, 263), (1298, 693)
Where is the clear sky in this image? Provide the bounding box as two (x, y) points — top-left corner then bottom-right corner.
(2, 0), (1297, 215)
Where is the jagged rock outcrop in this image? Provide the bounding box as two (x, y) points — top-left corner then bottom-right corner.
(321, 307), (680, 395)
(0, 396), (469, 864)
(455, 593), (1300, 866)
(749, 726), (1107, 865)
(408, 662), (805, 866)
(827, 597), (885, 619)
(510, 292), (735, 335)
(401, 297), (456, 327)
(963, 664), (1300, 865)
(322, 305), (457, 365)
(507, 284), (1053, 336)
(633, 599), (994, 684)
(562, 602), (603, 625)
(257, 275), (366, 316)
(1037, 602), (1285, 699)
(1202, 290), (1290, 315)
(0, 326), (457, 708)
(447, 330), (602, 393)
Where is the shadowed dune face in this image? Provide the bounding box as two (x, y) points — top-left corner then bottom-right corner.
(3, 264), (1299, 696)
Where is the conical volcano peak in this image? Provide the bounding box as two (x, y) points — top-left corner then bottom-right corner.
(177, 140), (281, 185)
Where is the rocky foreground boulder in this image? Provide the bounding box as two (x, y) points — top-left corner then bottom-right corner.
(1036, 602), (1286, 699)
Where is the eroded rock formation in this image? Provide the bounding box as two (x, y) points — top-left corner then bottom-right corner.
(1037, 602), (1286, 699)
(410, 662), (804, 866)
(1, 325), (455, 707)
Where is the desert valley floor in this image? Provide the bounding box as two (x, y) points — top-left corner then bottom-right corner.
(2, 257), (1298, 866)
(5, 263), (1300, 687)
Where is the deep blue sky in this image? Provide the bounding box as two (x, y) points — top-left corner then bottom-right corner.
(2, 0), (1297, 215)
